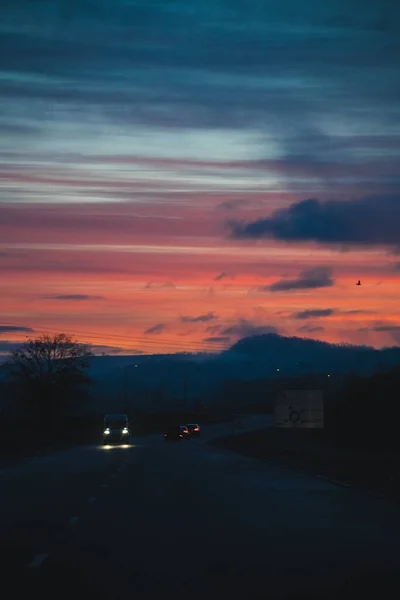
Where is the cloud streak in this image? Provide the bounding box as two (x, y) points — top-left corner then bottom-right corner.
(214, 272), (234, 281)
(264, 267), (334, 292)
(180, 312), (218, 323)
(293, 309), (335, 320)
(203, 336), (231, 344)
(47, 294), (105, 301)
(144, 323), (166, 335)
(220, 320), (278, 337)
(0, 325), (34, 333)
(298, 325), (325, 333)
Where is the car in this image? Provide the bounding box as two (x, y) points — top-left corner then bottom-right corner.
(164, 425), (190, 441)
(103, 413), (130, 445)
(180, 425), (190, 439)
(187, 423), (201, 436)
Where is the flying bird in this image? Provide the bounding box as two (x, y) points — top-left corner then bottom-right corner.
(356, 280), (361, 286)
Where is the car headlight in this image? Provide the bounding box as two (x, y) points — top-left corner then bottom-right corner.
(122, 428), (129, 434)
(104, 429), (110, 435)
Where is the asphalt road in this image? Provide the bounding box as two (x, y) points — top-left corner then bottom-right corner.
(1, 417), (400, 599)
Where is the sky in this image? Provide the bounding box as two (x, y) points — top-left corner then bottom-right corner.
(1, 0), (400, 355)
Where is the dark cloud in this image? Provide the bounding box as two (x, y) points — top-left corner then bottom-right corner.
(0, 325), (34, 333)
(144, 323), (166, 335)
(221, 319), (278, 337)
(145, 281), (176, 289)
(293, 309), (335, 320)
(372, 323), (400, 344)
(344, 309), (376, 315)
(205, 325), (222, 334)
(181, 312), (218, 323)
(0, 1), (398, 154)
(372, 325), (400, 332)
(203, 336), (231, 344)
(47, 294), (105, 301)
(214, 272), (234, 281)
(91, 345), (143, 355)
(231, 196), (400, 248)
(324, 4), (400, 33)
(217, 199), (246, 211)
(263, 267), (334, 292)
(298, 325), (325, 333)
(0, 2), (399, 212)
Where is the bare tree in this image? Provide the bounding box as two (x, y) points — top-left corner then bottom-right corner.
(6, 334), (93, 419)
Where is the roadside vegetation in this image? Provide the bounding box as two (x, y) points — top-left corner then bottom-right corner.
(213, 365), (400, 499)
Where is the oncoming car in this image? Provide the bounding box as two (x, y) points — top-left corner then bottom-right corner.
(103, 413), (130, 445)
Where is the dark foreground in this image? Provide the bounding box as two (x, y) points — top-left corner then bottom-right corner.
(1, 418), (400, 599)
(212, 427), (400, 500)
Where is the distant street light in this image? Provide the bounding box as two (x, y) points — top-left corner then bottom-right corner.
(123, 364), (138, 411)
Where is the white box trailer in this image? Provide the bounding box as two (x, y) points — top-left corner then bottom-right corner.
(275, 390), (324, 429)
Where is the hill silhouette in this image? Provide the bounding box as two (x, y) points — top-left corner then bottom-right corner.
(85, 334), (400, 407)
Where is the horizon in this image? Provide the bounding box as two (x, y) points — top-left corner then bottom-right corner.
(1, 330), (397, 364)
(1, 1), (400, 355)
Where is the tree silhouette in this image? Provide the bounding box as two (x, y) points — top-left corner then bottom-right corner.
(6, 333), (93, 419)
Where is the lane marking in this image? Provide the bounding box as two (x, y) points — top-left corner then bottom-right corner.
(28, 553), (48, 568)
(68, 517), (79, 525)
(87, 496), (97, 503)
(328, 479), (353, 488)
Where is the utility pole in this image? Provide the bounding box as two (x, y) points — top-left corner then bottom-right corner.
(123, 364), (137, 414)
(123, 366), (128, 413)
(183, 365), (188, 421)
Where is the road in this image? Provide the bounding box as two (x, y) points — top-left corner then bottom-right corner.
(1, 417), (400, 599)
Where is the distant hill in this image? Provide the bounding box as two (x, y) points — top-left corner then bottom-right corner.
(88, 334), (400, 406)
(222, 333), (400, 374)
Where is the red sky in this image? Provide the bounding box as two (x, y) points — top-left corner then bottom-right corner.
(1, 1), (400, 354)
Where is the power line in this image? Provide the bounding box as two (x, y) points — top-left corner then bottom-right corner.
(0, 321), (231, 353)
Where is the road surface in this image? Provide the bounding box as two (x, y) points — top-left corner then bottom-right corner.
(1, 418), (400, 599)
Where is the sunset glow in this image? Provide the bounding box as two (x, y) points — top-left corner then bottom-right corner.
(1, 1), (400, 355)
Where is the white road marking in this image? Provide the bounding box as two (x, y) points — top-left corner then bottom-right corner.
(327, 478), (353, 488)
(28, 553), (48, 568)
(29, 456), (53, 464)
(68, 517), (79, 525)
(87, 496), (97, 503)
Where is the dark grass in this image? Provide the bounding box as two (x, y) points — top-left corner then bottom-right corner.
(211, 427), (400, 500)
